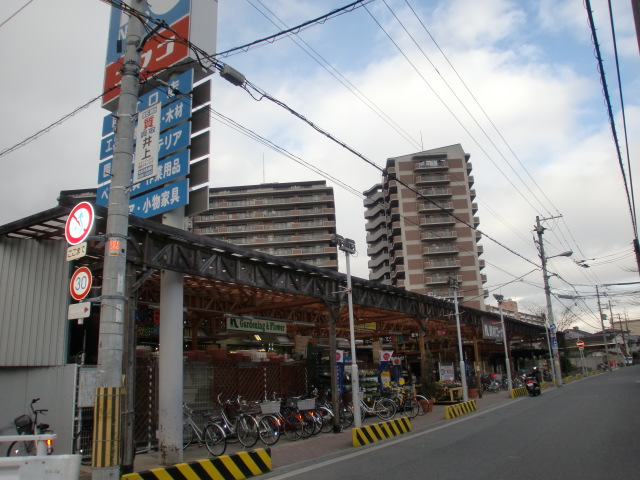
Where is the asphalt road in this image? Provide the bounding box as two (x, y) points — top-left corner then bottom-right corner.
(262, 367), (640, 480)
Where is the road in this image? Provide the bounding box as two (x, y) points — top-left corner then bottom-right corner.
(262, 367), (640, 480)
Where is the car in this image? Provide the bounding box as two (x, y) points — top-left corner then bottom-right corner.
(625, 357), (634, 366)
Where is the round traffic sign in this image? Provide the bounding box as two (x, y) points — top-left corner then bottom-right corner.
(577, 340), (585, 348)
(70, 267), (92, 301)
(65, 202), (94, 245)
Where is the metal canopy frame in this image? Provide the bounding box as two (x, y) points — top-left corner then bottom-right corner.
(0, 195), (547, 347)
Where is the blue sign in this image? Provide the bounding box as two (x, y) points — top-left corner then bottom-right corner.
(129, 178), (188, 219)
(96, 150), (190, 206)
(551, 337), (558, 348)
(102, 71), (194, 137)
(100, 133), (115, 160)
(159, 121), (191, 158)
(138, 70), (194, 111)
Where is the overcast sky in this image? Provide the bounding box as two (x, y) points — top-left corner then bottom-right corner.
(1, 0), (639, 333)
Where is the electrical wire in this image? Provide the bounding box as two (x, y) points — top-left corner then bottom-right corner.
(0, 0), (34, 29)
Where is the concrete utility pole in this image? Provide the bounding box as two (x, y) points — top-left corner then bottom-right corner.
(331, 234), (362, 428)
(93, 1), (146, 479)
(494, 295), (513, 395)
(596, 285), (611, 369)
(450, 278), (468, 402)
(535, 216), (567, 387)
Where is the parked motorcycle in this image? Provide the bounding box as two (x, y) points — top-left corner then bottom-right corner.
(525, 375), (541, 396)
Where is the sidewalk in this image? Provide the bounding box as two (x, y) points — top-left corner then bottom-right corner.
(79, 392), (513, 478)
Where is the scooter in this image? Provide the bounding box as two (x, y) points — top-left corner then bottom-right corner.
(525, 375), (541, 396)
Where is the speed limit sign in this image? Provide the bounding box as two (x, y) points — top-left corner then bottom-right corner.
(70, 267), (92, 301)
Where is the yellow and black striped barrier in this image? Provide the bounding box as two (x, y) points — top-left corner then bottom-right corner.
(510, 387), (528, 398)
(445, 400), (476, 420)
(352, 417), (412, 447)
(121, 448), (272, 480)
(92, 386), (122, 468)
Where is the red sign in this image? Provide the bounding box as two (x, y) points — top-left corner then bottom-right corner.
(70, 267), (93, 301)
(577, 340), (585, 348)
(102, 16), (190, 109)
(65, 202), (94, 245)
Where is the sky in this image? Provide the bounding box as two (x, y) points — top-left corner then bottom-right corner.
(1, 0), (639, 333)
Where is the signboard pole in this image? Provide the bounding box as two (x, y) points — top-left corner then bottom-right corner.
(94, 2), (146, 479)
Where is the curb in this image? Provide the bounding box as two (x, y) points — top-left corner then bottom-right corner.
(121, 448), (272, 480)
(352, 417), (412, 447)
(445, 400), (477, 420)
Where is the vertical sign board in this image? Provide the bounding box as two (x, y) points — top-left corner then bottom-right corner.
(133, 102), (161, 184)
(102, 0), (218, 111)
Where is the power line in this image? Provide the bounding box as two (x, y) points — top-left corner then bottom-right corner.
(0, 0), (34, 29)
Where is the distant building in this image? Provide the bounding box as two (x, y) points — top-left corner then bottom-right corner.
(486, 299), (543, 325)
(192, 181), (339, 269)
(363, 144), (487, 309)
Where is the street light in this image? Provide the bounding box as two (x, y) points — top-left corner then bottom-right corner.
(449, 278), (468, 402)
(535, 215), (573, 387)
(331, 234), (362, 427)
(493, 295), (513, 395)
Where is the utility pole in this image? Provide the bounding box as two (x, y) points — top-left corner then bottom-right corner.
(93, 1), (146, 478)
(450, 278), (468, 402)
(494, 295), (513, 395)
(535, 216), (566, 387)
(595, 285), (611, 370)
(331, 234), (361, 427)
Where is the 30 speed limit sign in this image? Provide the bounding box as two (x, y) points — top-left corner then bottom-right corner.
(70, 267), (92, 301)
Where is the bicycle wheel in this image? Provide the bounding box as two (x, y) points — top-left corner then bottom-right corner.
(7, 441), (33, 456)
(182, 422), (194, 449)
(299, 411), (316, 438)
(402, 398), (420, 418)
(375, 398), (396, 420)
(318, 407), (334, 433)
(306, 410), (322, 435)
(282, 413), (303, 441)
(414, 396), (429, 416)
(73, 430), (93, 465)
(257, 415), (280, 446)
(204, 424), (226, 457)
(236, 415), (259, 448)
(339, 405), (354, 428)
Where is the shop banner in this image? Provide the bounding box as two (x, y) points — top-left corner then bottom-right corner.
(440, 364), (455, 381)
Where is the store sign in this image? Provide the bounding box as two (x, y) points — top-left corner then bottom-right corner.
(482, 318), (503, 340)
(226, 315), (287, 335)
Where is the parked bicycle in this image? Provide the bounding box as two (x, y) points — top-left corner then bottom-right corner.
(6, 398), (54, 457)
(183, 404), (226, 457)
(389, 391), (420, 418)
(358, 394), (396, 422)
(211, 394), (260, 448)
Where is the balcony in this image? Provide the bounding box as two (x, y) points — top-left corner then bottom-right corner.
(477, 244), (484, 255)
(426, 274), (461, 286)
(421, 229), (457, 241)
(415, 174), (451, 185)
(422, 245), (459, 256)
(472, 202), (478, 214)
(414, 159), (448, 172)
(478, 259), (486, 270)
(423, 259), (461, 270)
(419, 202), (453, 213)
(421, 215), (455, 227)
(468, 175), (475, 187)
(365, 214), (386, 231)
(469, 189), (476, 201)
(420, 187), (451, 198)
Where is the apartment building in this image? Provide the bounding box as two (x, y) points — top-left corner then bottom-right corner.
(192, 181), (339, 269)
(363, 144), (487, 309)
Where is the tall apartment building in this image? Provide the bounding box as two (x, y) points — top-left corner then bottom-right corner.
(192, 180), (339, 270)
(363, 144), (487, 309)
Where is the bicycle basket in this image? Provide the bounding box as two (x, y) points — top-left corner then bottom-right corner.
(14, 415), (33, 434)
(260, 400), (280, 415)
(296, 398), (315, 410)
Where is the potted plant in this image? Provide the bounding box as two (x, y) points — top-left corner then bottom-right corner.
(467, 373), (479, 399)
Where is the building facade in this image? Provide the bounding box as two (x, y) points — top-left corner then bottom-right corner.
(192, 180), (339, 269)
(363, 144), (487, 309)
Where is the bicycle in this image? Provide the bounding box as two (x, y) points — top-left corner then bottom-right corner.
(211, 394), (260, 448)
(358, 394), (396, 422)
(388, 392), (420, 418)
(6, 398), (54, 457)
(258, 394), (304, 442)
(183, 404), (226, 457)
